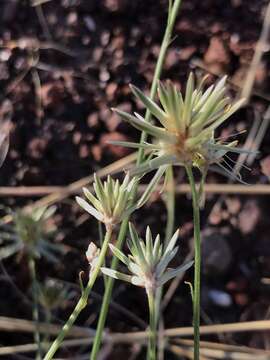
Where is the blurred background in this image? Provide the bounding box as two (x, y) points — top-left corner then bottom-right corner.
(0, 0), (270, 359)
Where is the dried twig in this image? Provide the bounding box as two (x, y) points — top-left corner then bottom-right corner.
(1, 317), (270, 340)
(241, 2), (270, 102)
(1, 183), (270, 198)
(35, 3), (52, 41)
(1, 319), (270, 356)
(173, 338), (270, 356)
(191, 58), (270, 102)
(0, 316), (92, 338)
(247, 105), (270, 165)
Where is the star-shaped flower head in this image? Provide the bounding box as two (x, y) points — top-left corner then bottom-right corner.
(112, 73), (252, 178)
(76, 173), (136, 229)
(101, 223), (193, 294)
(0, 206), (63, 262)
(38, 278), (69, 312)
(76, 170), (167, 228)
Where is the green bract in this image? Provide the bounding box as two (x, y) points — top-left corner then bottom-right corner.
(76, 173), (136, 228)
(101, 223), (193, 292)
(0, 206), (63, 262)
(38, 278), (69, 311)
(112, 73), (253, 178)
(76, 170), (167, 227)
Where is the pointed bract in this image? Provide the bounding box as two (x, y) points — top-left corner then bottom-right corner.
(101, 224), (193, 292)
(113, 73), (253, 180)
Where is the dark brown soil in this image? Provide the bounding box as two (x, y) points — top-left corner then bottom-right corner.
(1, 0), (270, 359)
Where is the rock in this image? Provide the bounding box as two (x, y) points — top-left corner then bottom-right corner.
(164, 49), (179, 69)
(103, 0), (127, 12)
(91, 144), (102, 162)
(27, 137), (48, 159)
(87, 113), (99, 128)
(106, 82), (118, 100)
(179, 46), (196, 61)
(202, 232), (232, 275)
(238, 200), (260, 234)
(225, 197), (241, 215)
(208, 289), (232, 307)
(72, 131), (82, 145)
(39, 81), (65, 108)
(204, 37), (231, 74)
(84, 15), (96, 32)
(261, 156), (270, 180)
(79, 144), (90, 159)
(100, 132), (131, 158)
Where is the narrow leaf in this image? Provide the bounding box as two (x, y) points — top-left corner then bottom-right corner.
(101, 268), (133, 284)
(130, 85), (168, 126)
(137, 165), (167, 208)
(109, 244), (130, 266)
(76, 197), (103, 222)
(159, 261), (194, 286)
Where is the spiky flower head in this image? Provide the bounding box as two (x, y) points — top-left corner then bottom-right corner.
(0, 206), (63, 262)
(76, 173), (137, 228)
(38, 278), (68, 311)
(112, 73), (251, 177)
(76, 170), (167, 228)
(101, 223), (193, 294)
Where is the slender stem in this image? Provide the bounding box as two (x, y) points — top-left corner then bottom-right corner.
(185, 165), (201, 360)
(28, 256), (42, 360)
(44, 228), (113, 360)
(164, 165), (175, 245)
(44, 308), (52, 352)
(90, 2), (182, 358)
(90, 218), (128, 360)
(147, 290), (157, 360)
(136, 0), (183, 166)
(157, 165), (175, 360)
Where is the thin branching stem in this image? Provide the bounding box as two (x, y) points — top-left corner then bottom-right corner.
(185, 165), (201, 360)
(90, 1), (182, 359)
(28, 256), (42, 360)
(44, 227), (113, 360)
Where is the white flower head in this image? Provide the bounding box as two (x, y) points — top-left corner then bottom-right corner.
(101, 223), (193, 293)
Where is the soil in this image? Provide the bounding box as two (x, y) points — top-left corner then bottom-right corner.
(0, 0), (270, 359)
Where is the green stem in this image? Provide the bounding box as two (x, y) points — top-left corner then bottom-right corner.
(90, 2), (182, 358)
(164, 165), (175, 245)
(44, 228), (113, 360)
(147, 290), (157, 360)
(157, 165), (175, 360)
(136, 0), (183, 166)
(185, 165), (201, 360)
(44, 308), (52, 352)
(28, 256), (42, 360)
(90, 218), (128, 360)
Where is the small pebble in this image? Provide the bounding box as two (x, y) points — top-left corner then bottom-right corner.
(208, 289), (232, 307)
